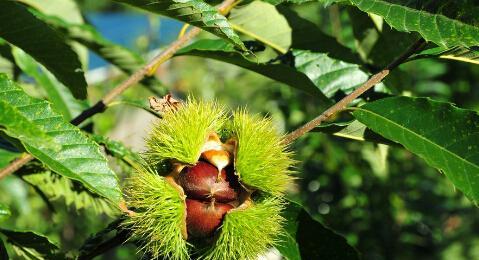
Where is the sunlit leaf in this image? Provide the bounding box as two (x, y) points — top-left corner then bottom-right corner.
(0, 74), (121, 203)
(348, 0), (479, 48)
(0, 204), (10, 223)
(354, 97), (479, 201)
(113, 0), (245, 50)
(176, 39), (331, 107)
(314, 120), (394, 144)
(414, 46), (479, 66)
(229, 1), (291, 54)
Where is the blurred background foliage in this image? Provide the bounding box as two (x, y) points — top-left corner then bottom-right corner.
(1, 0), (479, 259)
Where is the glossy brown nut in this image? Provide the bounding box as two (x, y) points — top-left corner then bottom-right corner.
(185, 199), (233, 238)
(179, 161), (237, 203)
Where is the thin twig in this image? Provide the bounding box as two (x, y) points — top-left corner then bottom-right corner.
(283, 38), (426, 144)
(0, 0), (237, 181)
(0, 153), (31, 180)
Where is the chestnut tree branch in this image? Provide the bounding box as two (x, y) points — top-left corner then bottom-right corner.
(0, 153), (31, 180)
(283, 38), (426, 144)
(0, 0), (237, 181)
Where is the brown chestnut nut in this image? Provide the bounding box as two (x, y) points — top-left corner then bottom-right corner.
(185, 199), (233, 238)
(179, 161), (237, 203)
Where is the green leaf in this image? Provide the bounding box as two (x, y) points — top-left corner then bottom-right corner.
(313, 120), (395, 144)
(346, 6), (419, 67)
(0, 40), (20, 78)
(277, 5), (361, 64)
(113, 0), (245, 50)
(294, 49), (384, 97)
(78, 218), (129, 259)
(0, 149), (18, 169)
(11, 47), (87, 121)
(277, 202), (359, 260)
(107, 99), (161, 118)
(0, 74), (121, 203)
(414, 46), (479, 66)
(18, 0), (89, 67)
(23, 172), (118, 217)
(176, 39), (331, 107)
(178, 39), (379, 101)
(263, 0), (342, 6)
(353, 97), (479, 201)
(0, 1), (87, 99)
(92, 135), (143, 168)
(0, 204), (10, 223)
(229, 1), (291, 54)
(31, 11), (145, 74)
(348, 0), (479, 48)
(0, 229), (58, 258)
(0, 83), (59, 152)
(277, 203), (301, 260)
(19, 0), (84, 24)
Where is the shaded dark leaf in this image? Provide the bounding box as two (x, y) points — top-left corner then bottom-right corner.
(0, 229), (58, 258)
(278, 5), (361, 64)
(277, 201), (359, 260)
(0, 1), (87, 99)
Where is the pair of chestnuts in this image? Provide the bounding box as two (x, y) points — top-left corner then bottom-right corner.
(181, 142), (238, 238)
(124, 98), (294, 260)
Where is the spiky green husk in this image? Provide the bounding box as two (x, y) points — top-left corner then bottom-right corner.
(201, 197), (285, 260)
(124, 166), (189, 260)
(128, 100), (294, 259)
(146, 98), (227, 166)
(229, 110), (295, 195)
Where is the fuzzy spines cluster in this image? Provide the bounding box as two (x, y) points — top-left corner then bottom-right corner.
(145, 98), (227, 165)
(228, 110), (295, 195)
(124, 166), (189, 260)
(126, 98), (294, 260)
(202, 197), (285, 260)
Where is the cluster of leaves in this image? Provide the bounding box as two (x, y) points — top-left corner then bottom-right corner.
(0, 0), (478, 259)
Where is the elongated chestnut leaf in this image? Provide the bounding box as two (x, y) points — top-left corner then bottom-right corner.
(0, 0), (87, 99)
(277, 201), (359, 259)
(30, 10), (145, 74)
(353, 97), (479, 201)
(11, 47), (87, 121)
(0, 74), (121, 203)
(414, 46), (479, 66)
(0, 75), (58, 152)
(0, 204), (10, 223)
(229, 1), (291, 54)
(92, 135), (143, 167)
(313, 120), (394, 144)
(349, 0), (479, 48)
(0, 229), (59, 258)
(113, 0), (245, 50)
(180, 39), (384, 99)
(176, 39), (333, 107)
